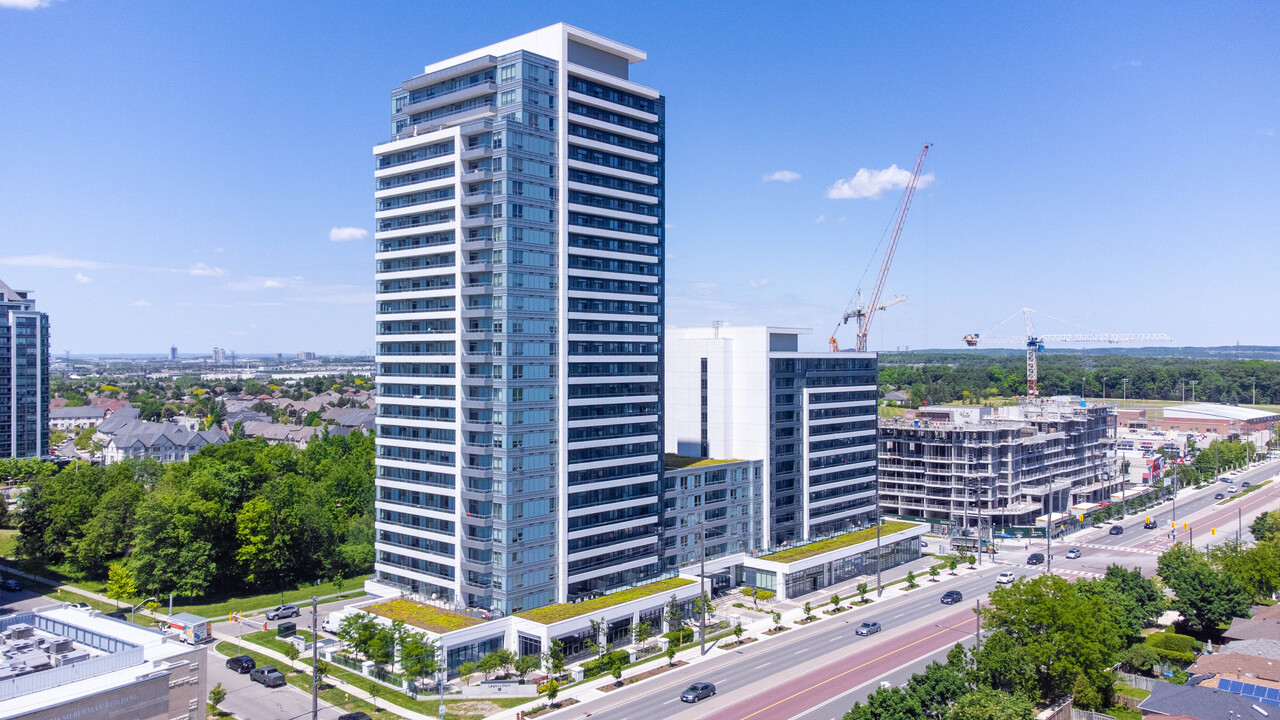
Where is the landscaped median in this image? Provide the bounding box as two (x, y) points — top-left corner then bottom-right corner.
(1217, 479), (1272, 505)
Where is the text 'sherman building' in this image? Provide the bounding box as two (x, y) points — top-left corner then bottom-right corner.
(373, 25), (665, 614)
(1, 278), (49, 460)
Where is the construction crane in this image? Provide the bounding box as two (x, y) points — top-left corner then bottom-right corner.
(963, 308), (1172, 397)
(830, 143), (930, 353)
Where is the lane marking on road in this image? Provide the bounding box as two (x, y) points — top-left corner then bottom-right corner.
(755, 662), (772, 669)
(664, 698), (678, 705)
(738, 617), (973, 720)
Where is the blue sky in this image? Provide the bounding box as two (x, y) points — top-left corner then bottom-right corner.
(1, 1), (1276, 355)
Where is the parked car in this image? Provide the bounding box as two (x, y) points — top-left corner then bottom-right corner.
(1065, 548), (1082, 559)
(855, 621), (882, 636)
(1, 579), (22, 592)
(681, 682), (716, 703)
(1109, 525), (1124, 536)
(225, 655), (256, 674)
(1143, 520), (1158, 529)
(1215, 492), (1225, 500)
(941, 590), (964, 605)
(266, 604), (300, 621)
(250, 667), (287, 688)
(996, 571), (1016, 584)
(106, 609), (129, 621)
(67, 602), (91, 610)
(1027, 553), (1045, 565)
(337, 714), (373, 720)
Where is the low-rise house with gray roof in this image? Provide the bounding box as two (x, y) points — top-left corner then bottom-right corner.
(95, 413), (227, 464)
(238, 421), (318, 448)
(47, 406), (107, 431)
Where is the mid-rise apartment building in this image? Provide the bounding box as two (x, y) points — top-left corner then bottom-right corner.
(666, 326), (879, 547)
(372, 24), (665, 614)
(1, 278), (49, 460)
(878, 400), (1117, 529)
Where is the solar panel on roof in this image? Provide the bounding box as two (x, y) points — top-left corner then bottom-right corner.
(1267, 688), (1280, 700)
(1241, 683), (1259, 696)
(1228, 680), (1244, 693)
(1262, 697), (1280, 708)
(1218, 678), (1231, 690)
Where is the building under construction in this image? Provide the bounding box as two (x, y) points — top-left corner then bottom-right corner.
(877, 398), (1118, 530)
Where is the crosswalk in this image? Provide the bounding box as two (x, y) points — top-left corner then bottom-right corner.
(1071, 541), (1163, 556)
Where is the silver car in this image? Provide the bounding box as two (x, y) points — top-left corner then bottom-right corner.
(855, 621), (882, 636)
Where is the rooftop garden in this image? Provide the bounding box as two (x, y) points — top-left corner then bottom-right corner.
(759, 521), (920, 564)
(516, 577), (694, 625)
(365, 598), (483, 634)
(664, 454), (745, 470)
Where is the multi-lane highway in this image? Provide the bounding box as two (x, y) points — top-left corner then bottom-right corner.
(551, 460), (1280, 720)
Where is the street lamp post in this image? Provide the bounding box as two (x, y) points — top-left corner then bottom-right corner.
(1189, 380), (1199, 403)
(699, 521), (707, 656)
(1122, 378), (1129, 408)
(310, 596), (319, 720)
(1250, 377), (1257, 406)
(130, 596), (157, 625)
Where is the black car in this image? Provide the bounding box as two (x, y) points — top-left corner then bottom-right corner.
(338, 714), (373, 720)
(1242, 481), (1252, 488)
(681, 682), (716, 703)
(1215, 492), (1225, 500)
(0, 579), (21, 592)
(1109, 525), (1124, 536)
(940, 590), (964, 605)
(250, 666), (287, 688)
(1027, 553), (1045, 565)
(225, 655), (256, 674)
(106, 609), (129, 620)
(266, 604), (301, 621)
(1143, 521), (1158, 529)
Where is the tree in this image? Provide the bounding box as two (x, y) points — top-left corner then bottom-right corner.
(1209, 540), (1280, 602)
(857, 582), (869, 604)
(929, 565), (940, 582)
(514, 654), (540, 682)
(983, 574), (1123, 702)
(478, 651), (502, 680)
(337, 613), (381, 661)
(399, 631), (439, 695)
(948, 556), (961, 575)
(609, 652), (626, 686)
(665, 640), (677, 667)
(803, 601), (813, 622)
(733, 622), (744, 643)
(843, 685), (923, 720)
(546, 638), (566, 677)
(1250, 511), (1280, 543)
(231, 421), (246, 441)
(972, 630), (1039, 700)
(632, 621), (653, 650)
(545, 679), (560, 706)
(74, 426), (96, 452)
(947, 686), (1036, 720)
(457, 661), (477, 687)
(1159, 543), (1252, 634)
(332, 573), (346, 597)
(906, 570), (918, 589)
(282, 643), (300, 669)
(586, 618), (605, 658)
(313, 659), (331, 684)
(208, 682), (227, 708)
(666, 594), (683, 632)
(491, 647), (516, 678)
(104, 562), (137, 609)
(769, 610), (783, 631)
(906, 660), (968, 720)
(830, 593), (841, 611)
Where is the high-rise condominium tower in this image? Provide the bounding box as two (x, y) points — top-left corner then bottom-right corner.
(1, 278), (50, 459)
(373, 24), (665, 614)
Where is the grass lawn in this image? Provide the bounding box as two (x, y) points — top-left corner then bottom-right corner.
(760, 521), (919, 563)
(1116, 682), (1151, 700)
(1107, 705), (1142, 720)
(243, 629), (316, 655)
(0, 529), (17, 559)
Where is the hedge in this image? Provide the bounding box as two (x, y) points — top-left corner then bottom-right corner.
(1145, 631), (1197, 655)
(581, 650), (629, 679)
(662, 627), (694, 645)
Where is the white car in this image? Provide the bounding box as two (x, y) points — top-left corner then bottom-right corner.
(1228, 486), (1238, 493)
(996, 571), (1016, 584)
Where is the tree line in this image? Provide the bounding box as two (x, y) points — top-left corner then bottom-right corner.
(880, 353), (1280, 406)
(15, 431), (375, 598)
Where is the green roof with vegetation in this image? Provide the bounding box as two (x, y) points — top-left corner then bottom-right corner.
(365, 599), (483, 634)
(760, 521), (920, 563)
(515, 577), (694, 625)
(664, 454), (745, 470)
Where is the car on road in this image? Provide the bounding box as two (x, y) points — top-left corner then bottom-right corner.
(1215, 492), (1225, 500)
(1228, 486), (1238, 494)
(1027, 553), (1045, 565)
(249, 666), (287, 688)
(941, 590), (964, 605)
(1143, 520), (1158, 529)
(855, 621), (882, 636)
(681, 682), (716, 703)
(1, 579), (22, 592)
(266, 604), (301, 620)
(337, 714), (373, 720)
(1242, 481), (1252, 488)
(225, 655), (256, 674)
(996, 571), (1016, 584)
(1065, 548), (1082, 559)
(1109, 525), (1124, 536)
(1220, 476), (1232, 483)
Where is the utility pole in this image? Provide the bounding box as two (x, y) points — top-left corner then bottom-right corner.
(1189, 380), (1199, 403)
(1122, 378), (1130, 408)
(1239, 506), (1243, 544)
(310, 596), (319, 720)
(1250, 377), (1257, 405)
(876, 511), (883, 597)
(974, 599), (982, 651)
(1102, 378), (1107, 402)
(1045, 492), (1052, 577)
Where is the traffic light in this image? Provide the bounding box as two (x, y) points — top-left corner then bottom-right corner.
(1145, 516), (1152, 524)
(1079, 514), (1085, 522)
(1183, 522), (1188, 530)
(1211, 528), (1216, 536)
(1171, 520), (1176, 529)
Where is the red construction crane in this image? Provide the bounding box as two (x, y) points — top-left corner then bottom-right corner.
(830, 143), (931, 353)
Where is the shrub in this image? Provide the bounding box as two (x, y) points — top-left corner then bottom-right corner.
(662, 627), (694, 645)
(581, 650), (629, 679)
(1145, 631), (1196, 655)
(732, 602), (746, 609)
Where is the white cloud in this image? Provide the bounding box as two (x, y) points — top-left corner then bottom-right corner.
(749, 278), (769, 289)
(0, 0), (56, 9)
(73, 273), (92, 284)
(826, 165), (936, 200)
(0, 255), (106, 269)
(763, 170), (801, 183)
(263, 279), (285, 288)
(329, 226), (369, 242)
(132, 300), (151, 307)
(814, 215), (826, 224)
(187, 263), (225, 277)
(1261, 128), (1276, 137)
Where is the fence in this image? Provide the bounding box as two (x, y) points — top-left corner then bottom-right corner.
(1071, 710), (1116, 720)
(1117, 671), (1159, 692)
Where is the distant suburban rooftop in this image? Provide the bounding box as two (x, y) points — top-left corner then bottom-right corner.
(364, 599), (482, 635)
(48, 407), (106, 419)
(1163, 403), (1280, 422)
(1137, 678), (1274, 719)
(515, 577), (693, 625)
(664, 454), (744, 470)
(760, 521), (920, 564)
